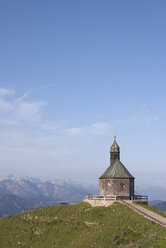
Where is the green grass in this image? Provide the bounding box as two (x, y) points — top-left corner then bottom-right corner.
(134, 202), (166, 218)
(0, 202), (166, 248)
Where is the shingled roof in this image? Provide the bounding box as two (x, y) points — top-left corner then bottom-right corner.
(99, 160), (134, 179)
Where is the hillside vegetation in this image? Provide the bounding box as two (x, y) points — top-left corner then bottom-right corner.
(0, 202), (166, 248)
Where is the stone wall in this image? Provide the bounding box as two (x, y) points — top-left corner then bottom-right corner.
(99, 179), (114, 195)
(84, 199), (115, 207)
(84, 199), (148, 207)
(99, 178), (134, 197)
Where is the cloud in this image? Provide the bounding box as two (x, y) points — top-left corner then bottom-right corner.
(0, 88), (46, 122)
(15, 92), (30, 103)
(0, 88), (15, 96)
(0, 98), (14, 112)
(0, 120), (18, 125)
(14, 101), (46, 122)
(89, 122), (112, 135)
(67, 128), (82, 135)
(67, 122), (112, 136)
(0, 87), (113, 166)
(40, 120), (61, 131)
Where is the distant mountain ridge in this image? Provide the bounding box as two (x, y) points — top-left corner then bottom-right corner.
(136, 185), (166, 201)
(0, 177), (89, 217)
(0, 194), (39, 218)
(0, 177), (88, 199)
(152, 201), (166, 212)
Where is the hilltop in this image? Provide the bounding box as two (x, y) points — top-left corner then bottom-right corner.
(0, 202), (166, 248)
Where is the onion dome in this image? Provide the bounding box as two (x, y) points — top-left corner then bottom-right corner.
(110, 136), (120, 153)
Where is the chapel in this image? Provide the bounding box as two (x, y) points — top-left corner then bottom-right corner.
(99, 136), (134, 200)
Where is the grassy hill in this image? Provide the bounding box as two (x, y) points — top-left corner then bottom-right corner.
(0, 202), (166, 248)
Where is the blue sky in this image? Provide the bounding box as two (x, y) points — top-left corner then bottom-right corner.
(0, 0), (166, 186)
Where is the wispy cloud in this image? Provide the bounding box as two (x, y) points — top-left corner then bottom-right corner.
(67, 122), (112, 136)
(0, 98), (14, 112)
(67, 127), (82, 136)
(89, 122), (112, 135)
(40, 120), (61, 131)
(0, 120), (18, 125)
(0, 87), (112, 164)
(14, 100), (46, 122)
(0, 88), (15, 96)
(15, 92), (30, 103)
(0, 87), (46, 123)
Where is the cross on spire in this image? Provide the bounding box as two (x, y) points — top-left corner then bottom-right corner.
(114, 130), (116, 141)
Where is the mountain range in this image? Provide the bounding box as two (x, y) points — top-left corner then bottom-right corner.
(0, 177), (90, 217)
(151, 201), (166, 212)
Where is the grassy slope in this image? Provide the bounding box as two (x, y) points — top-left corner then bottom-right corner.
(0, 202), (166, 248)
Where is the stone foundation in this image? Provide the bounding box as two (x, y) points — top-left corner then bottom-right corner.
(84, 199), (148, 207)
(84, 199), (115, 207)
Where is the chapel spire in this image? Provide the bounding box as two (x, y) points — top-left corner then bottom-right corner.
(110, 135), (120, 165)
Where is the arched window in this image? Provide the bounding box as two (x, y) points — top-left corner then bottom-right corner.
(120, 182), (124, 191)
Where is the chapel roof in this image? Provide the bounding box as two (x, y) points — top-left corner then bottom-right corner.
(99, 160), (134, 179)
